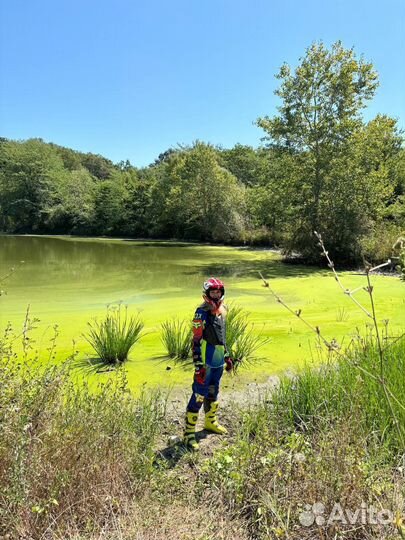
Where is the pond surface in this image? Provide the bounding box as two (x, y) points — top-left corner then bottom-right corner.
(1, 235), (404, 391)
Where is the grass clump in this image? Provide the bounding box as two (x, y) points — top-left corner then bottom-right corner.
(274, 334), (405, 452)
(226, 303), (271, 368)
(160, 319), (192, 361)
(85, 304), (144, 364)
(159, 305), (270, 368)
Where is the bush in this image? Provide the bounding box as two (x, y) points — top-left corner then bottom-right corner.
(400, 248), (405, 280)
(360, 222), (404, 263)
(85, 304), (144, 364)
(240, 226), (275, 247)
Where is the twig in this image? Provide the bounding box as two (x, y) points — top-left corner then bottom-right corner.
(259, 233), (405, 448)
(314, 231), (374, 318)
(258, 271), (337, 353)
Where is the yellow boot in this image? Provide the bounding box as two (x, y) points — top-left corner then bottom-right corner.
(204, 401), (228, 434)
(183, 411), (199, 451)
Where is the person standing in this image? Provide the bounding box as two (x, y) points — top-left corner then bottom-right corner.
(183, 277), (235, 450)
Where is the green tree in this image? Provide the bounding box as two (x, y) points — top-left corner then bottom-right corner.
(50, 143), (83, 171)
(46, 168), (97, 234)
(94, 172), (128, 235)
(0, 139), (66, 232)
(353, 116), (405, 261)
(119, 167), (155, 237)
(246, 148), (300, 244)
(219, 144), (268, 186)
(257, 41), (379, 262)
(151, 142), (246, 242)
(80, 153), (115, 180)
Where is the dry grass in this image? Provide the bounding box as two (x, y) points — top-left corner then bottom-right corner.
(2, 322), (405, 540)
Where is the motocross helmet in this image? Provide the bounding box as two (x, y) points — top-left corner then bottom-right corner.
(202, 277), (225, 309)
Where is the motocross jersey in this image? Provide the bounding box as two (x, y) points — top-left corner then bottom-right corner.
(192, 303), (226, 369)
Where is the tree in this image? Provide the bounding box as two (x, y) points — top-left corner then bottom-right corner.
(46, 168), (97, 234)
(0, 139), (66, 232)
(257, 41), (379, 262)
(246, 149), (299, 244)
(80, 153), (115, 180)
(152, 147), (179, 166)
(150, 142), (246, 242)
(118, 167), (155, 237)
(94, 172), (128, 235)
(219, 144), (268, 186)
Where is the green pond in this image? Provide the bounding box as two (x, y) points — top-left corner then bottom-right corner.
(1, 235), (404, 392)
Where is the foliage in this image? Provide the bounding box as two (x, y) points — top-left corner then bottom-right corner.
(160, 319), (192, 361)
(258, 40), (378, 149)
(0, 346), (166, 538)
(246, 149), (299, 245)
(218, 144), (268, 186)
(94, 172), (128, 235)
(400, 248), (405, 280)
(256, 41), (398, 263)
(0, 42), (404, 263)
(226, 303), (271, 367)
(0, 138), (66, 232)
(150, 141), (247, 243)
(46, 167), (97, 233)
(395, 237), (405, 279)
(360, 221), (404, 263)
(84, 304), (144, 364)
(121, 167), (156, 237)
(240, 225), (275, 246)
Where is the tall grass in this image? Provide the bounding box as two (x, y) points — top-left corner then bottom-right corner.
(200, 336), (405, 540)
(160, 319), (192, 361)
(0, 352), (167, 539)
(85, 304), (144, 364)
(160, 306), (270, 367)
(271, 335), (405, 453)
(226, 303), (271, 367)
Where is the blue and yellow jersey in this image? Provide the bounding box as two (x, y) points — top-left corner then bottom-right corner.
(192, 304), (226, 368)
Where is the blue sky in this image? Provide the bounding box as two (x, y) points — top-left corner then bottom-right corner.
(1, 0), (404, 167)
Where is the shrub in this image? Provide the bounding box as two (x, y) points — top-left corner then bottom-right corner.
(400, 248), (405, 280)
(240, 226), (275, 247)
(360, 222), (404, 263)
(85, 304), (144, 364)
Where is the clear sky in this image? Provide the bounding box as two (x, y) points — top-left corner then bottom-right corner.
(1, 0), (404, 167)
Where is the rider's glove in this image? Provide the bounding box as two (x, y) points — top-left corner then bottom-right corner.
(224, 356), (234, 372)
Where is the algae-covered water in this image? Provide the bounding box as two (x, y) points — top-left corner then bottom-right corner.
(1, 235), (404, 391)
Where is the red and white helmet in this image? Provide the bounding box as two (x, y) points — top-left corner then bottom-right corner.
(202, 277), (225, 308)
